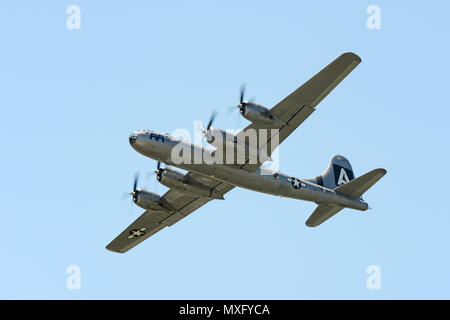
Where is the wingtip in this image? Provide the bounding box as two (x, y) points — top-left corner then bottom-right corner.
(342, 52), (362, 63)
(305, 220), (318, 227)
(105, 245), (125, 254)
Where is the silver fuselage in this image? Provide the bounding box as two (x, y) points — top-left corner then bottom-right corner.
(129, 130), (368, 211)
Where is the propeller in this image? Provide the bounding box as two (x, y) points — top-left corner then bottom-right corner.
(207, 110), (217, 130)
(200, 111), (218, 144)
(121, 173), (139, 215)
(240, 84), (245, 104)
(131, 172), (139, 203)
(237, 84), (247, 111)
(122, 168), (157, 215)
(154, 161), (163, 181)
(201, 111), (217, 134)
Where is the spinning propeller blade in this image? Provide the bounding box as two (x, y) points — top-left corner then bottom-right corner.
(133, 172), (139, 193)
(240, 84), (246, 105)
(206, 111), (217, 130)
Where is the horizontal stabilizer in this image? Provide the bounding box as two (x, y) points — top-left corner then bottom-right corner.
(334, 168), (387, 198)
(305, 204), (344, 227)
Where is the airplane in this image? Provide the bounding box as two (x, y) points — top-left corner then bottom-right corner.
(106, 52), (386, 253)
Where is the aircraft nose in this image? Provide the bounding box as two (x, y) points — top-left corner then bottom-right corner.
(129, 132), (138, 146)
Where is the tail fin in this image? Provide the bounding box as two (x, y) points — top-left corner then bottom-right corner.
(334, 168), (387, 198)
(304, 156), (387, 227)
(305, 154), (355, 189)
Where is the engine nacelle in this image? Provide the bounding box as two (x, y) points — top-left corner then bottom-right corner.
(239, 102), (285, 127)
(134, 190), (172, 211)
(157, 168), (224, 199)
(157, 167), (188, 189)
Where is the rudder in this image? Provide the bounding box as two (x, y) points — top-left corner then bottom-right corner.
(306, 155), (355, 189)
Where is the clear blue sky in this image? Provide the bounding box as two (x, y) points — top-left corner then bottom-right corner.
(1, 1), (449, 299)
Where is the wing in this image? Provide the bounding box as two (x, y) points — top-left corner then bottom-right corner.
(239, 52), (361, 172)
(106, 173), (234, 253)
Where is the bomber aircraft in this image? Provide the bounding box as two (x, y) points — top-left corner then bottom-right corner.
(106, 52), (386, 253)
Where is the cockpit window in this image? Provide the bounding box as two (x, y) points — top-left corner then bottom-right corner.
(129, 134), (137, 145)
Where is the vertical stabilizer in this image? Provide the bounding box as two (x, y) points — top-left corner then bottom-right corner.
(305, 154), (355, 189)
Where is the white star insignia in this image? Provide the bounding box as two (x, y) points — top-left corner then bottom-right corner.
(287, 177), (302, 189)
(128, 227), (147, 239)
